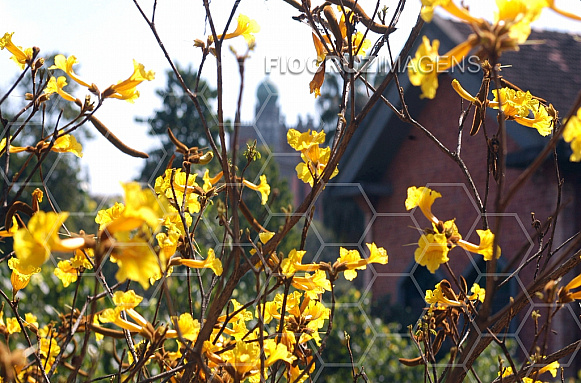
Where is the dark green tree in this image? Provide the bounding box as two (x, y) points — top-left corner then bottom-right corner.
(135, 66), (218, 183)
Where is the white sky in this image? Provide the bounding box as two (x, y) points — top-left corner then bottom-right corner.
(1, 0), (580, 196)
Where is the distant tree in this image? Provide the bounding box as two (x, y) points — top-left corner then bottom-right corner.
(135, 66), (219, 183)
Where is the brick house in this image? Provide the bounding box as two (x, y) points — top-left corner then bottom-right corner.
(324, 16), (581, 371)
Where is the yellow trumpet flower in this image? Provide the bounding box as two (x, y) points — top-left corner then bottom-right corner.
(0, 32), (34, 69)
(103, 60), (155, 103)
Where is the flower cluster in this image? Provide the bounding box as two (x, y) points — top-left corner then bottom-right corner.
(48, 54), (155, 103)
(406, 186), (500, 273)
(409, 0), (580, 99)
(425, 279), (485, 310)
(287, 128), (338, 186)
(86, 237), (386, 382)
(452, 79), (554, 136)
(2, 131), (84, 158)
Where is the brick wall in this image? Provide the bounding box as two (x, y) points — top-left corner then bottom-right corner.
(360, 74), (581, 366)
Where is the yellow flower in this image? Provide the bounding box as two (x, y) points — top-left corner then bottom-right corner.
(114, 290), (144, 310)
(311, 32), (328, 66)
(415, 233), (450, 273)
(221, 339), (261, 379)
(202, 169), (224, 192)
(103, 182), (169, 234)
(367, 242), (389, 264)
(258, 300), (280, 325)
(216, 14), (260, 46)
(491, 87), (533, 117)
(499, 360), (560, 382)
(309, 7), (371, 98)
(24, 313), (38, 329)
(558, 273), (581, 302)
(457, 229), (501, 261)
(453, 79), (554, 136)
(281, 249), (319, 277)
(49, 54), (91, 87)
(338, 10), (372, 56)
(8, 257), (40, 293)
(309, 36), (327, 98)
(0, 136), (8, 153)
(52, 133), (83, 157)
(0, 216), (18, 237)
(6, 132), (83, 157)
(514, 102), (553, 136)
(259, 231), (275, 244)
(95, 202), (125, 230)
(103, 60), (155, 103)
(99, 291), (148, 334)
(242, 175), (270, 205)
(39, 336), (61, 372)
(491, 88), (553, 136)
(264, 339), (296, 366)
(538, 360), (560, 377)
(468, 283), (486, 303)
(155, 168), (201, 214)
(162, 210), (192, 237)
(420, 0), (482, 23)
(0, 32), (34, 70)
(93, 315), (104, 342)
(307, 7), (370, 97)
(44, 76), (76, 102)
(6, 317), (21, 334)
(292, 270), (331, 298)
(405, 186), (442, 225)
(110, 233), (162, 289)
(287, 128), (326, 151)
(425, 281), (463, 307)
(296, 145), (338, 186)
(13, 211), (84, 268)
(352, 31), (372, 56)
(334, 243), (388, 280)
(337, 247), (366, 281)
(54, 249), (94, 288)
(296, 297), (329, 345)
(451, 78), (478, 103)
(563, 107), (581, 162)
(32, 188), (43, 204)
(495, 0), (546, 43)
(156, 227), (180, 265)
(267, 292), (329, 347)
(171, 313), (200, 342)
(176, 248), (223, 276)
(408, 36), (474, 99)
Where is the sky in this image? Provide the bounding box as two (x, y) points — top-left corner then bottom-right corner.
(1, 0), (580, 196)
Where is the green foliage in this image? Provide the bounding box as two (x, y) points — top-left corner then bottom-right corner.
(318, 288), (425, 382)
(317, 288), (519, 383)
